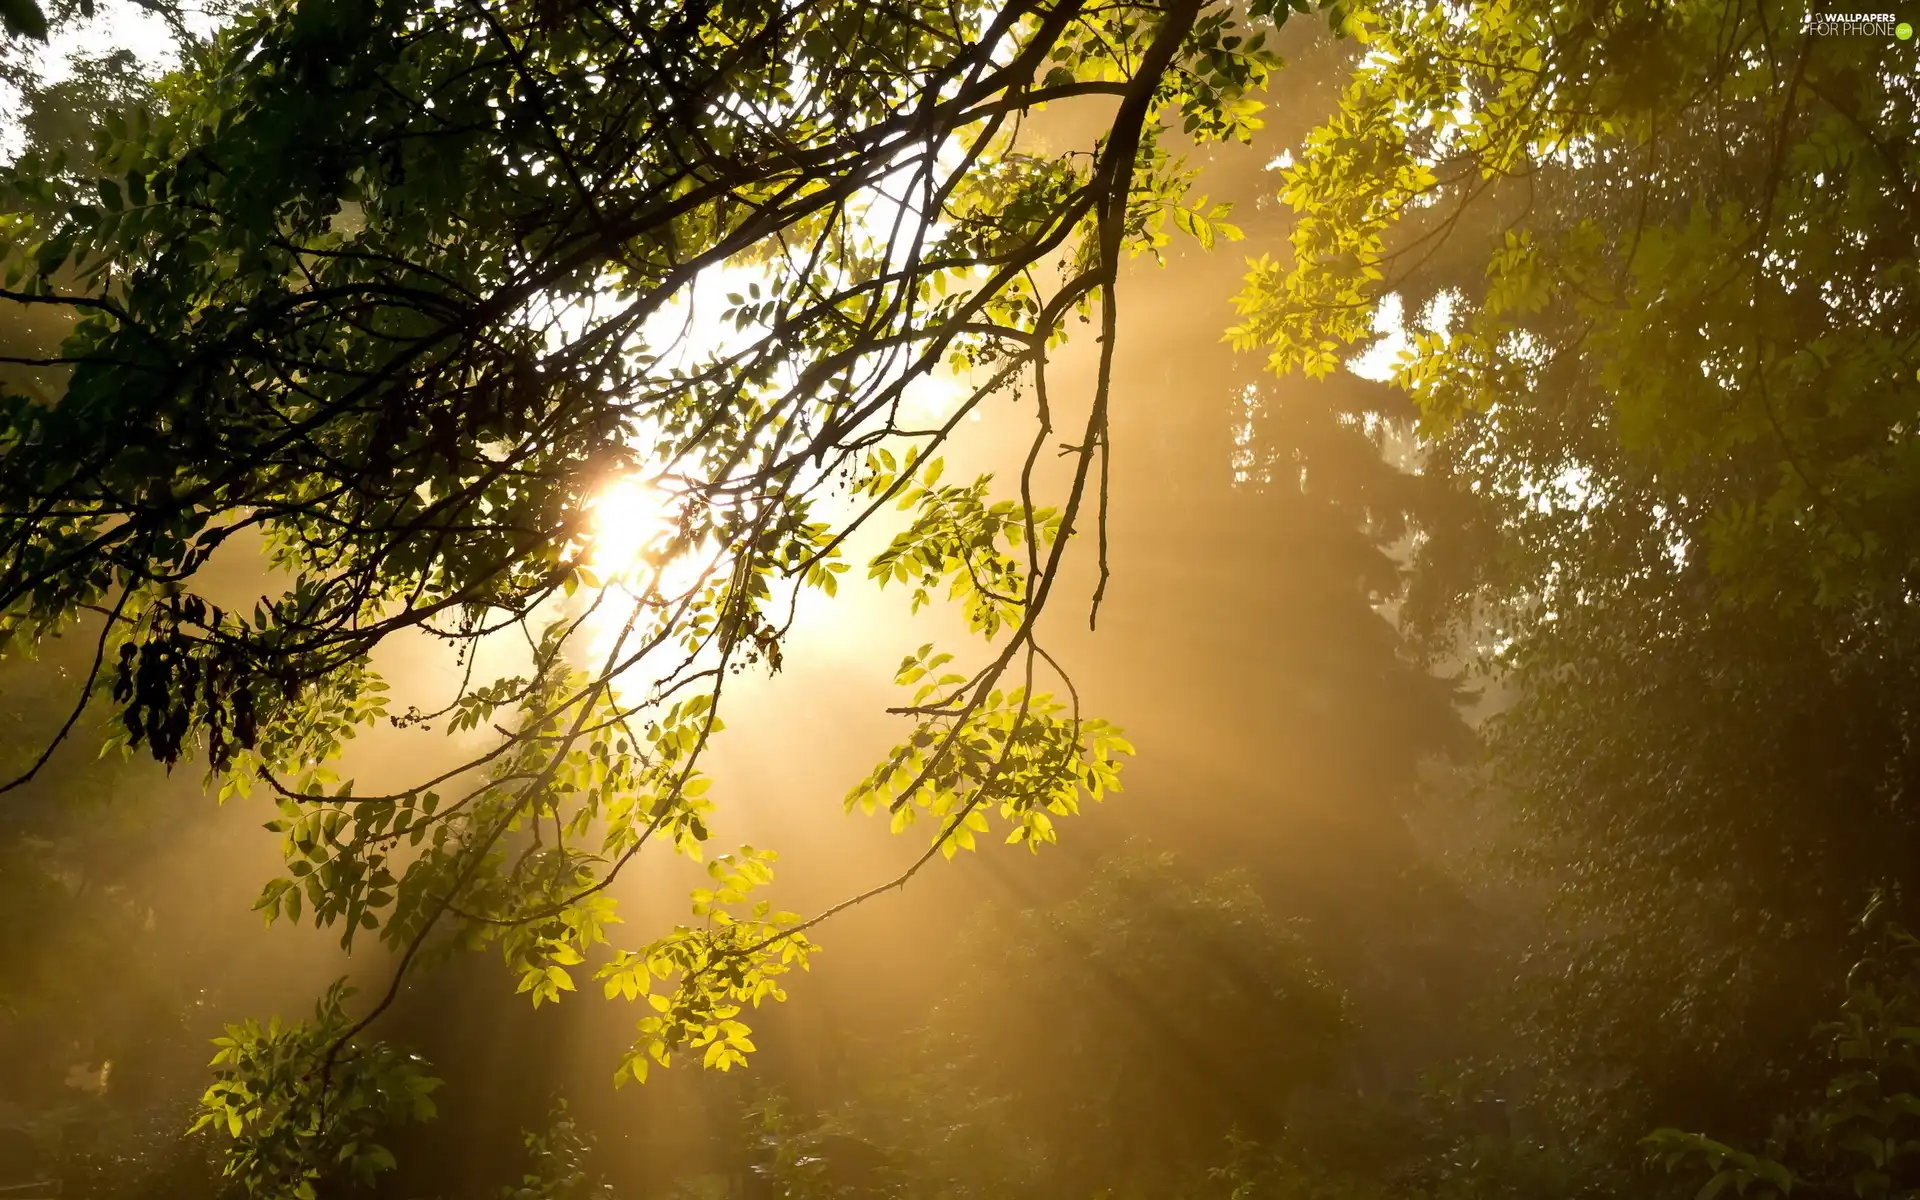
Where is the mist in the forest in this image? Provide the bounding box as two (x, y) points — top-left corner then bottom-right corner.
(0, 14), (1447, 1188)
(6, 1), (1911, 1197)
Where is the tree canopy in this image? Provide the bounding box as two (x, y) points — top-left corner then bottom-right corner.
(0, 0), (1303, 1188)
(1234, 0), (1920, 1167)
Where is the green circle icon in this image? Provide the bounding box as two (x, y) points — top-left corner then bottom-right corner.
(1900, 20), (1914, 38)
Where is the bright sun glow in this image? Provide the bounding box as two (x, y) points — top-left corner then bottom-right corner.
(578, 477), (700, 688)
(586, 478), (678, 584)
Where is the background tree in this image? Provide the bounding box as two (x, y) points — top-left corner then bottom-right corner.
(884, 853), (1347, 1198)
(1237, 0), (1920, 1171)
(664, 853), (1348, 1200)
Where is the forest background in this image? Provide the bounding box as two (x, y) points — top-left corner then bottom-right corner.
(1, 0), (1914, 1197)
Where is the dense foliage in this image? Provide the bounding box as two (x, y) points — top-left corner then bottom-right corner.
(1236, 0), (1920, 1174)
